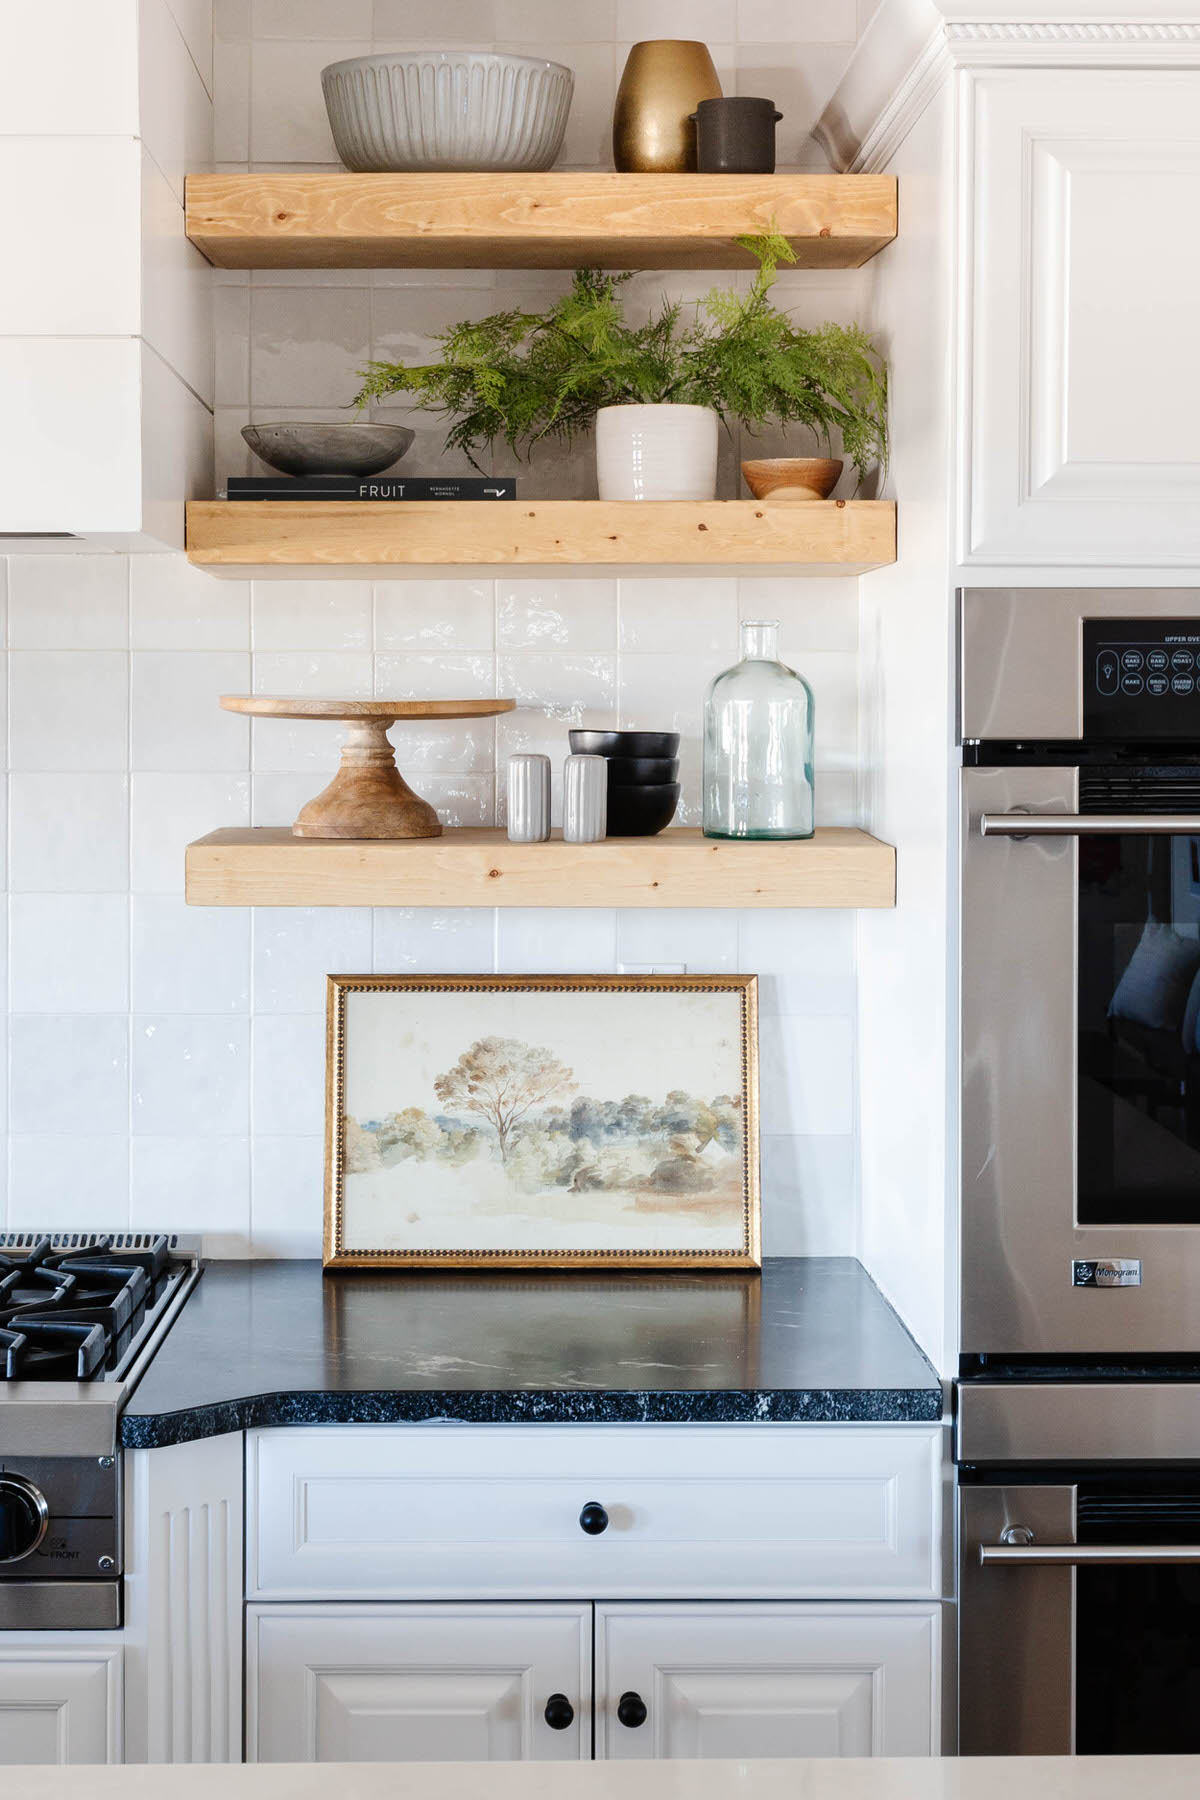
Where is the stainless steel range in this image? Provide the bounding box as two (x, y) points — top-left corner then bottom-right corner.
(957, 588), (1200, 1756)
(0, 1232), (198, 1629)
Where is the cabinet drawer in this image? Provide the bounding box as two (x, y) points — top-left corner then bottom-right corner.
(248, 1424), (941, 1601)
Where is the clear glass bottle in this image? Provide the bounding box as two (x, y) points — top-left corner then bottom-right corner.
(703, 620), (814, 839)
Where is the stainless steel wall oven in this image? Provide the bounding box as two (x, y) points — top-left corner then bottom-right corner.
(958, 590), (1200, 1754)
(961, 588), (1200, 1358)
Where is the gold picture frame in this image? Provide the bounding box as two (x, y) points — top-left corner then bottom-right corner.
(324, 973), (760, 1270)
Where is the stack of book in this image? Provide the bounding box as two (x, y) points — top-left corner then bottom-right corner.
(225, 476), (517, 502)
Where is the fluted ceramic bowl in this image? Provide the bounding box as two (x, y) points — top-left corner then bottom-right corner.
(321, 51), (574, 173)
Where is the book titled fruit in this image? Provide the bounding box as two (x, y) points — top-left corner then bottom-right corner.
(224, 476), (516, 501)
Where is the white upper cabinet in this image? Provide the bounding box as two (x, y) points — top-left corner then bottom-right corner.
(966, 68), (1200, 567)
(0, 0), (212, 547)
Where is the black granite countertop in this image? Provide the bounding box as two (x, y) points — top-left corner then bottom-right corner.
(119, 1256), (943, 1448)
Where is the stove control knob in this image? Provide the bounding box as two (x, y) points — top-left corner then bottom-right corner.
(0, 1475), (49, 1563)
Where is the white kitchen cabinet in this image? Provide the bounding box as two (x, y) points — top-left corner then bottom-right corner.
(966, 68), (1200, 567)
(596, 1604), (939, 1760)
(247, 1603), (591, 1764)
(0, 1642), (122, 1764)
(248, 1424), (941, 1602)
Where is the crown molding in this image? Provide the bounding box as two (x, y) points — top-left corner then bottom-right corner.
(815, 2), (1200, 172)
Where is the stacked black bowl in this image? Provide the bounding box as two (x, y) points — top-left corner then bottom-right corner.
(569, 730), (680, 836)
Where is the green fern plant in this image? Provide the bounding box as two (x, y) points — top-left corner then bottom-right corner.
(353, 235), (887, 484)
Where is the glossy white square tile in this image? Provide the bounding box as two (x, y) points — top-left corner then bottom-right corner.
(372, 0), (497, 38)
(372, 907), (497, 974)
(9, 774), (129, 893)
(132, 651), (250, 770)
(132, 1015), (251, 1136)
(131, 555), (250, 651)
(737, 0), (856, 42)
(10, 652), (128, 772)
(248, 39), (353, 162)
(374, 651), (495, 702)
(10, 894), (130, 1013)
(495, 908), (617, 974)
(131, 1135), (251, 1255)
(131, 772), (251, 893)
(619, 578), (737, 656)
(759, 1133), (856, 1257)
(375, 580), (495, 655)
(10, 1137), (131, 1230)
(132, 895), (251, 1013)
(617, 909), (739, 972)
(254, 0), (371, 37)
(759, 1013), (854, 1137)
(252, 580), (373, 652)
(251, 1013), (326, 1137)
(252, 650), (373, 695)
(252, 907), (372, 1012)
(250, 1134), (324, 1257)
(9, 1016), (130, 1137)
(497, 579), (618, 652)
(250, 284), (371, 408)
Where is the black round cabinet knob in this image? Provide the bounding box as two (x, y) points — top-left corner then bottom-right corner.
(544, 1694), (575, 1730)
(0, 1476), (49, 1564)
(617, 1691), (648, 1729)
(578, 1501), (609, 1535)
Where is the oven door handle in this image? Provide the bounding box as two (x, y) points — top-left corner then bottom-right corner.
(980, 812), (1200, 837)
(981, 1542), (1200, 1565)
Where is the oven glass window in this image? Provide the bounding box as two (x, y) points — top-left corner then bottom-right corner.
(1075, 1483), (1200, 1754)
(1078, 833), (1200, 1223)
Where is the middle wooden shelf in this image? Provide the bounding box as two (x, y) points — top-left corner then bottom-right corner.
(185, 827), (897, 911)
(186, 498), (895, 573)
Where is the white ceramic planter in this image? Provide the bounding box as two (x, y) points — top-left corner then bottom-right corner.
(595, 404), (719, 502)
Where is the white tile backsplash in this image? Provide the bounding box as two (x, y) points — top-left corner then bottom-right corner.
(9, 773), (129, 894)
(0, 0), (870, 1251)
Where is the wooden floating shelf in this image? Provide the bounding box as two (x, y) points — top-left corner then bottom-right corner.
(186, 499), (895, 573)
(185, 172), (897, 271)
(185, 827), (896, 911)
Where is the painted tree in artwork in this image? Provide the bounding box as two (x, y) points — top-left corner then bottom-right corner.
(433, 1036), (577, 1163)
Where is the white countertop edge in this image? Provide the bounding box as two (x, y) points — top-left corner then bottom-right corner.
(10, 1758), (1200, 1799)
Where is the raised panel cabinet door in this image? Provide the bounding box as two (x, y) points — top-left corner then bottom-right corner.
(967, 69), (1200, 566)
(595, 1603), (939, 1760)
(0, 1645), (122, 1764)
(247, 1603), (590, 1763)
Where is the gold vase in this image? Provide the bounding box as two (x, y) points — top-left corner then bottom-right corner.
(613, 40), (722, 174)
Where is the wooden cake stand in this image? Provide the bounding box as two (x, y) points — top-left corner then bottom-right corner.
(220, 696), (515, 838)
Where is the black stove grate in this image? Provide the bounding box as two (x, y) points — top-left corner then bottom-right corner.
(0, 1234), (180, 1382)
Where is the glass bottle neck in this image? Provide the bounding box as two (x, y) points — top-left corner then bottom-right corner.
(740, 621), (780, 662)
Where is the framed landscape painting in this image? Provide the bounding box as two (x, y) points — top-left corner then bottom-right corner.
(324, 974), (760, 1269)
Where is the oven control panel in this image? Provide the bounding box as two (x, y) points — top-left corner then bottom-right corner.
(1084, 619), (1200, 736)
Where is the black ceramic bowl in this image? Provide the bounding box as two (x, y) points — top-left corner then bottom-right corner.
(569, 729), (680, 758)
(606, 781), (680, 837)
(604, 755), (679, 785)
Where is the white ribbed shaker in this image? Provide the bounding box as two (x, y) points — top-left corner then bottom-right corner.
(562, 753), (607, 843)
(506, 753), (552, 843)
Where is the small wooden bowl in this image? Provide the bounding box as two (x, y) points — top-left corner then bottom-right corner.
(741, 457), (843, 501)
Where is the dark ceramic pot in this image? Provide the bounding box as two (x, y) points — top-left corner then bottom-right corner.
(603, 755), (679, 784)
(569, 728), (680, 757)
(606, 781), (680, 836)
(688, 96), (782, 175)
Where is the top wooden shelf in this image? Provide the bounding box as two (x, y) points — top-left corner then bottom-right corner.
(184, 172), (898, 271)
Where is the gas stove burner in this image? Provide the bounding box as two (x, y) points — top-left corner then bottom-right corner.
(0, 1317), (109, 1380)
(0, 1232), (186, 1384)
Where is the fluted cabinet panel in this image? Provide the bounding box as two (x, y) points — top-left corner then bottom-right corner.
(123, 1432), (244, 1763)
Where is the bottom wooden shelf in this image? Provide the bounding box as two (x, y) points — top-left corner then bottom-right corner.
(185, 826), (896, 910)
